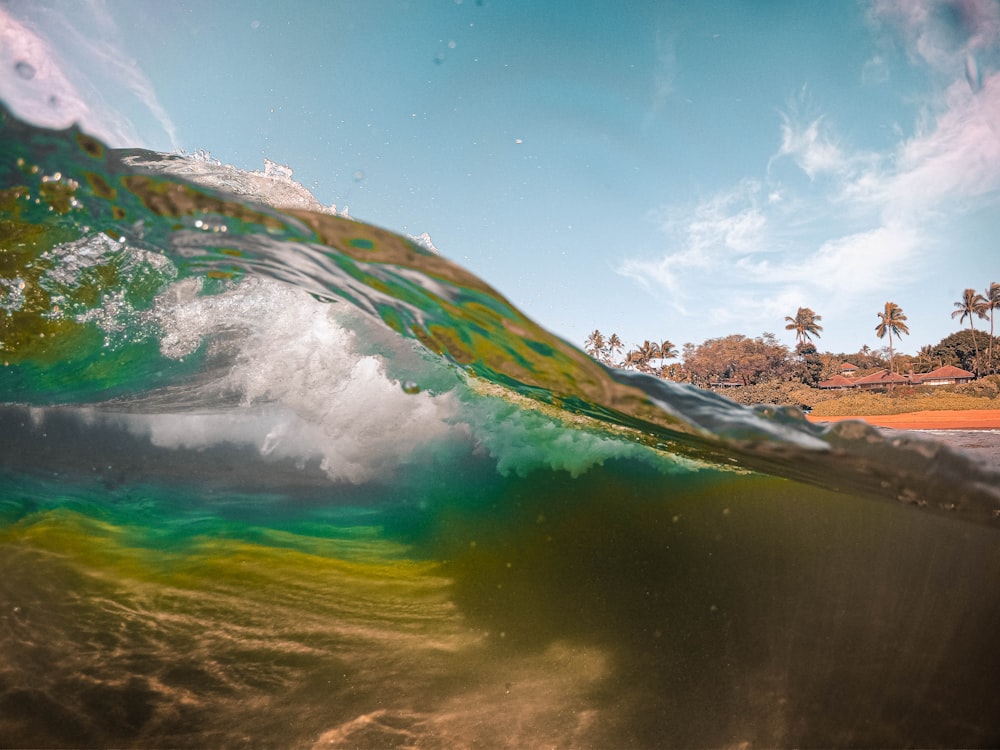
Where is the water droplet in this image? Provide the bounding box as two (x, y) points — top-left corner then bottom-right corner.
(353, 170), (365, 182)
(15, 61), (36, 80)
(966, 53), (982, 93)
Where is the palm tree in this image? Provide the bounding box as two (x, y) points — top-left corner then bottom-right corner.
(636, 340), (662, 374)
(659, 340), (678, 362)
(986, 282), (1000, 373)
(784, 307), (823, 345)
(622, 349), (644, 371)
(622, 340), (668, 374)
(607, 333), (624, 366)
(584, 329), (606, 362)
(875, 302), (910, 374)
(952, 288), (988, 375)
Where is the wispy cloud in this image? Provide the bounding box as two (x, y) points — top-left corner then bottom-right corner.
(644, 29), (678, 124)
(619, 179), (767, 305)
(869, 0), (1000, 76)
(772, 87), (851, 180)
(777, 116), (845, 179)
(618, 0), (1000, 347)
(845, 74), (1000, 218)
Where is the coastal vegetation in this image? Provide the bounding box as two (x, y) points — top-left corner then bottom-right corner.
(586, 283), (1000, 414)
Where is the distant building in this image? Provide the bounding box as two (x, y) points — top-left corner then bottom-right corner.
(852, 369), (911, 389)
(910, 365), (975, 386)
(839, 362), (860, 376)
(813, 365), (976, 390)
(817, 374), (855, 389)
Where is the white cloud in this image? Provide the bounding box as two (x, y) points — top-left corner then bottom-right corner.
(855, 73), (1000, 217)
(617, 4), (1000, 349)
(739, 223), (922, 294)
(677, 179), (768, 253)
(688, 206), (767, 255)
(618, 180), (768, 305)
(777, 115), (845, 179)
(862, 53), (892, 84)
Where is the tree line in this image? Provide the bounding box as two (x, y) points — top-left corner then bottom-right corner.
(585, 282), (1000, 387)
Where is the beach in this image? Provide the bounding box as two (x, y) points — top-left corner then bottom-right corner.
(807, 410), (1000, 467)
(806, 409), (1000, 431)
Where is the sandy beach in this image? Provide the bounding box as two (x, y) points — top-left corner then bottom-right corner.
(806, 409), (1000, 431)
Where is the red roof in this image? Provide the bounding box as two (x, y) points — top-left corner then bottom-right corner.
(853, 369), (910, 385)
(914, 365), (974, 381)
(817, 375), (855, 388)
(839, 362), (860, 371)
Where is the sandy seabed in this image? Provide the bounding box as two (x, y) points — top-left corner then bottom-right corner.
(806, 409), (1000, 431)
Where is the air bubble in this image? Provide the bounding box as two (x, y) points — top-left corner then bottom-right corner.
(15, 61), (36, 80)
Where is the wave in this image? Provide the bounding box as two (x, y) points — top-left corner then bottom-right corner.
(4, 102), (1000, 747)
(3, 103), (998, 519)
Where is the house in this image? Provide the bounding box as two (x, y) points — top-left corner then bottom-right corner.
(910, 365), (975, 386)
(817, 374), (855, 389)
(812, 364), (976, 391)
(852, 369), (911, 389)
(839, 362), (860, 376)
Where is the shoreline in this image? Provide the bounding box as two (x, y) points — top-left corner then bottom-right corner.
(805, 409), (1000, 431)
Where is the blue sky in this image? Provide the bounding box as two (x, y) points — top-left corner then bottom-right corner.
(3, 0), (999, 356)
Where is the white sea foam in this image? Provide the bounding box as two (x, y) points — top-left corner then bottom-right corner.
(128, 274), (677, 483)
(55, 149), (671, 483)
(136, 276), (465, 483)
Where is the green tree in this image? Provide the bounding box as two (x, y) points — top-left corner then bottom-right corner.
(915, 344), (940, 371)
(784, 307), (823, 346)
(929, 330), (989, 374)
(683, 333), (791, 386)
(951, 288), (988, 375)
(875, 301), (909, 374)
(794, 342), (823, 385)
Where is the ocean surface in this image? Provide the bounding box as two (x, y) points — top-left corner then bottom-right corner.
(2, 104), (1000, 748)
(918, 428), (1000, 468)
